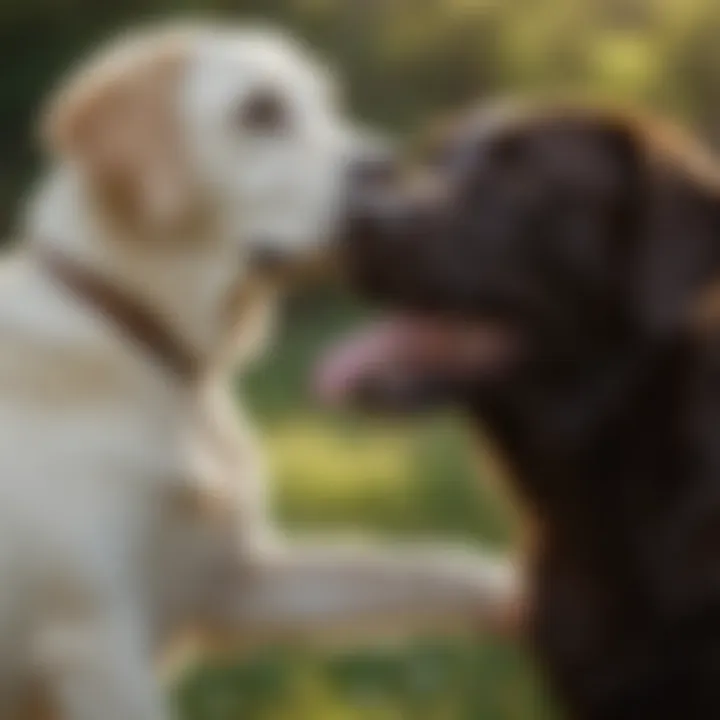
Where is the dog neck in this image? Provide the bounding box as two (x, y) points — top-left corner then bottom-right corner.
(473, 338), (695, 550)
(37, 248), (201, 383)
(22, 165), (275, 377)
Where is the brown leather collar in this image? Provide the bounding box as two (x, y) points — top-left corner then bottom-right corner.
(39, 250), (200, 382)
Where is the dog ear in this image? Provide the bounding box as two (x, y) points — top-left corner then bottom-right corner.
(41, 33), (193, 237)
(635, 148), (720, 336)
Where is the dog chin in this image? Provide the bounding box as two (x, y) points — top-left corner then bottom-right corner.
(342, 372), (467, 415)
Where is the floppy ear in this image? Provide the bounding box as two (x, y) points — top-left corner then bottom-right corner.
(41, 35), (193, 236)
(635, 155), (720, 336)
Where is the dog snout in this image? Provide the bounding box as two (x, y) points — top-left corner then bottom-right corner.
(344, 149), (401, 235)
(349, 151), (399, 191)
(249, 244), (293, 275)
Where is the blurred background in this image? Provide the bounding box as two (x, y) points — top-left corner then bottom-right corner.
(3, 0), (720, 717)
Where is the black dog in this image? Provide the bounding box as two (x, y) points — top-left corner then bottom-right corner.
(316, 103), (720, 718)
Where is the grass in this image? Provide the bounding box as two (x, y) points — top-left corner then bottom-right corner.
(177, 288), (556, 720)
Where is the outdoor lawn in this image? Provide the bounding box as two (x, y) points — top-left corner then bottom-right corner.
(177, 289), (556, 720)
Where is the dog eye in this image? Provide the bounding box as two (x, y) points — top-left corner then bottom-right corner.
(236, 89), (289, 134)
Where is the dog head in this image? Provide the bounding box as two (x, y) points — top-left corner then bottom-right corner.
(36, 23), (384, 365)
(317, 102), (720, 411)
(44, 23), (367, 255)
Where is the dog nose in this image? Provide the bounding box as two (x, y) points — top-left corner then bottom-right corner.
(250, 245), (292, 275)
(349, 151), (399, 190)
(346, 150), (400, 229)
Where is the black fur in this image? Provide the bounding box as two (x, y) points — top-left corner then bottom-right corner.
(343, 106), (720, 719)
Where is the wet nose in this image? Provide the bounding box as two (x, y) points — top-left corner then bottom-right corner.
(249, 244), (293, 275)
(349, 150), (399, 191)
(346, 149), (400, 232)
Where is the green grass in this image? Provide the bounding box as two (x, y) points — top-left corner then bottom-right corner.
(178, 289), (556, 720)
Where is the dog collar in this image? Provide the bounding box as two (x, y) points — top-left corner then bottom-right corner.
(39, 250), (200, 383)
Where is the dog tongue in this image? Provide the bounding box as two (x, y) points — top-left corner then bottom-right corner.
(314, 316), (514, 406)
(314, 319), (411, 405)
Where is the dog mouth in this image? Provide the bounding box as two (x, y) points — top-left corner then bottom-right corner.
(248, 242), (336, 283)
(314, 315), (518, 412)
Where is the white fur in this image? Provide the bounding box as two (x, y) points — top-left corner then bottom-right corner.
(0, 24), (515, 719)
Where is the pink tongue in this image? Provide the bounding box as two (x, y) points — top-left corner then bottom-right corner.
(314, 317), (515, 407)
(314, 319), (410, 406)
